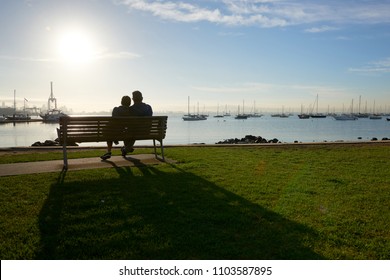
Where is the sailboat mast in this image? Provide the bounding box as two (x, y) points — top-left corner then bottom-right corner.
(187, 96), (190, 115)
(13, 89), (16, 114)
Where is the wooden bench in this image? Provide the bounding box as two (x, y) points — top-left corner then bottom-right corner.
(58, 116), (168, 169)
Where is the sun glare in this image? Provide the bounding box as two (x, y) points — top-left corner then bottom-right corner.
(57, 29), (96, 64)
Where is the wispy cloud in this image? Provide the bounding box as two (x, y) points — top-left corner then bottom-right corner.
(304, 25), (339, 33)
(0, 55), (53, 62)
(193, 82), (347, 97)
(349, 57), (390, 74)
(96, 51), (141, 60)
(0, 51), (140, 62)
(115, 0), (390, 28)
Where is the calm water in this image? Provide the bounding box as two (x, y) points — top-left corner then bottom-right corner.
(0, 114), (389, 148)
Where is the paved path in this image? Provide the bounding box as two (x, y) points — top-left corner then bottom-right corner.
(0, 154), (169, 176)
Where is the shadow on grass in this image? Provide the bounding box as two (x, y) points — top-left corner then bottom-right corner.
(38, 162), (324, 259)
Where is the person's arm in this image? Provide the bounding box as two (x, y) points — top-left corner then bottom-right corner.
(112, 107), (118, 117)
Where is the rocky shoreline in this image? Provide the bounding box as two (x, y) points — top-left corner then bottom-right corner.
(215, 135), (389, 145)
(31, 139), (78, 147)
(216, 135), (280, 144)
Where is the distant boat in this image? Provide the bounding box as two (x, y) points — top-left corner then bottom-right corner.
(183, 96), (207, 121)
(234, 114), (248, 120)
(356, 96), (369, 118)
(0, 115), (6, 123)
(334, 99), (358, 120)
(248, 101), (263, 117)
(40, 109), (68, 123)
(355, 113), (369, 118)
(278, 106), (289, 118)
(298, 114), (310, 119)
(248, 113), (263, 118)
(183, 114), (207, 121)
(310, 113), (326, 118)
(213, 104), (224, 118)
(310, 94), (327, 118)
(298, 104), (310, 119)
(369, 100), (382, 119)
(333, 114), (358, 121)
(235, 102), (248, 119)
(387, 118), (390, 121)
(6, 89), (31, 121)
(6, 113), (31, 121)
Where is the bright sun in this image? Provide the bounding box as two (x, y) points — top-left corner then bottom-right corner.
(57, 29), (96, 64)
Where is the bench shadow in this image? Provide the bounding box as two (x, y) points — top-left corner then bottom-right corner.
(37, 163), (324, 260)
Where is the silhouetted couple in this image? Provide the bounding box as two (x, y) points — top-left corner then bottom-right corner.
(100, 90), (153, 160)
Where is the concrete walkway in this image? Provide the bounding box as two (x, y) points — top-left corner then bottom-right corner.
(0, 154), (169, 176)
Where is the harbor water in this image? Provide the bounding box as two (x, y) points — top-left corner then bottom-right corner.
(0, 114), (389, 148)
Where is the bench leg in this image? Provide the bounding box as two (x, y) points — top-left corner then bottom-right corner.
(160, 140), (165, 161)
(153, 139), (157, 159)
(153, 139), (165, 161)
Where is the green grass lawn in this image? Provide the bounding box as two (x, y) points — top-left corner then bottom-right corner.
(0, 144), (389, 259)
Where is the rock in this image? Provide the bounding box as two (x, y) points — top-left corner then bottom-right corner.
(31, 139), (61, 147)
(216, 135), (280, 144)
(31, 141), (42, 146)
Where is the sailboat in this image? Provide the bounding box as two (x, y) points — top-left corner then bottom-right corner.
(298, 104), (310, 119)
(235, 101), (248, 119)
(182, 96), (207, 121)
(356, 96), (369, 118)
(334, 100), (358, 120)
(223, 105), (231, 117)
(248, 101), (263, 117)
(6, 90), (31, 121)
(213, 104), (224, 118)
(310, 94), (326, 118)
(369, 100), (382, 119)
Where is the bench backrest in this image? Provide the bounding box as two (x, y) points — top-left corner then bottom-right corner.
(59, 116), (168, 144)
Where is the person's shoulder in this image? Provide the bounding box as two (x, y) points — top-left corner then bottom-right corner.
(112, 106), (119, 115)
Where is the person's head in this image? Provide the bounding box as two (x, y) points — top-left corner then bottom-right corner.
(132, 90), (143, 103)
(121, 95), (131, 107)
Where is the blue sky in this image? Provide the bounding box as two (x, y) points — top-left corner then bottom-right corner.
(1, 0), (390, 114)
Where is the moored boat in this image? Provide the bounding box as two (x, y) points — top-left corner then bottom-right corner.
(333, 114), (358, 121)
(234, 114), (248, 119)
(183, 96), (207, 121)
(183, 114), (207, 121)
(309, 94), (327, 118)
(298, 114), (310, 119)
(6, 113), (31, 121)
(40, 109), (68, 123)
